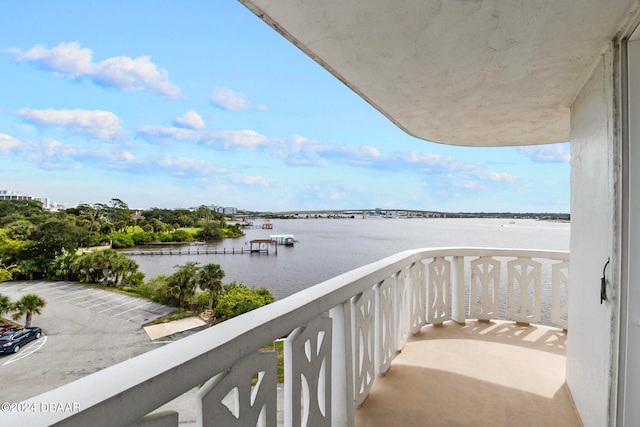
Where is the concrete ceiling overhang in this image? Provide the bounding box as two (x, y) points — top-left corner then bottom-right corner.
(239, 0), (638, 147)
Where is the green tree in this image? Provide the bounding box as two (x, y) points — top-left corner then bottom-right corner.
(5, 219), (35, 240)
(171, 229), (192, 242)
(195, 205), (214, 222)
(197, 263), (225, 311)
(28, 218), (89, 263)
(72, 254), (93, 283)
(0, 293), (11, 319)
(12, 293), (46, 328)
(71, 203), (101, 234)
(50, 249), (77, 280)
(0, 200), (48, 226)
(166, 262), (199, 307)
(0, 262), (17, 282)
(112, 256), (139, 287)
(214, 284), (275, 320)
(90, 249), (120, 286)
(17, 259), (40, 280)
(0, 230), (27, 270)
(196, 222), (223, 241)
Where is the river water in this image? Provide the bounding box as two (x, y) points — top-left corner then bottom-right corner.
(127, 218), (570, 300)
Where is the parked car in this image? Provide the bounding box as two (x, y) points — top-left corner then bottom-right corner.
(0, 325), (16, 336)
(0, 327), (42, 354)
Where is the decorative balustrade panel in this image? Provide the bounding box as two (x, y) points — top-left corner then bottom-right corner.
(284, 316), (332, 427)
(197, 351), (277, 427)
(376, 278), (395, 375)
(427, 257), (451, 325)
(353, 288), (376, 406)
(11, 247), (569, 427)
(470, 256), (501, 320)
(409, 261), (426, 334)
(507, 258), (542, 324)
(552, 260), (570, 329)
(395, 269), (411, 350)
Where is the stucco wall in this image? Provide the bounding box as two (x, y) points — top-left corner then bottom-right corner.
(621, 38), (640, 426)
(568, 47), (616, 427)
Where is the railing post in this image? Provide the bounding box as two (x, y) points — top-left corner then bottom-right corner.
(451, 256), (466, 324)
(329, 302), (355, 427)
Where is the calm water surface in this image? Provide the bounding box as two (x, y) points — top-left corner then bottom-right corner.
(128, 218), (569, 299)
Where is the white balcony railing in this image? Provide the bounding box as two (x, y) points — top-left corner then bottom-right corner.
(9, 247), (569, 427)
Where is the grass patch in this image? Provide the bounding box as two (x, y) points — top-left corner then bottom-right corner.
(179, 227), (200, 236)
(145, 308), (195, 325)
(260, 339), (285, 383)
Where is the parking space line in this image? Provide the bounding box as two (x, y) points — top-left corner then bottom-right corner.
(17, 282), (51, 291)
(114, 301), (154, 317)
(35, 286), (81, 297)
(1, 336), (48, 366)
(84, 294), (130, 309)
(60, 289), (102, 302)
(97, 298), (141, 313)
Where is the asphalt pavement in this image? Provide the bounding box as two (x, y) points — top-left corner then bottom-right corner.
(0, 281), (175, 402)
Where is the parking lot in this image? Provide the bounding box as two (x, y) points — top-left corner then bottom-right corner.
(0, 281), (176, 402)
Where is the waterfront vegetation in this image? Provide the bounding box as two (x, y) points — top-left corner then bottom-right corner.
(0, 199), (272, 325)
(0, 198), (243, 282)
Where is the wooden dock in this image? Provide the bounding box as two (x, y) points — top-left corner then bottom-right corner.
(120, 240), (278, 256)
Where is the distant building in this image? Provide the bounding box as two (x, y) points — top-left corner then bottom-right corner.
(223, 207), (237, 216)
(0, 189), (65, 211)
(0, 189), (33, 201)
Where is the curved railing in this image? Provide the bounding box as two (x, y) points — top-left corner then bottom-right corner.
(10, 247), (569, 427)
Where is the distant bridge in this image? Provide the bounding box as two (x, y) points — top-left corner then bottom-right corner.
(248, 209), (444, 218)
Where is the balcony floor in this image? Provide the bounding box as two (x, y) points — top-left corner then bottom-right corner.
(355, 320), (582, 427)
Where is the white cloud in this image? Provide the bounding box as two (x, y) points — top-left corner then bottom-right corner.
(0, 134), (21, 152)
(21, 138), (136, 171)
(173, 110), (205, 130)
(210, 87), (267, 111)
(136, 126), (200, 143)
(479, 172), (518, 183)
(18, 108), (128, 141)
(454, 180), (486, 190)
(138, 126), (269, 149)
(519, 144), (570, 163)
(202, 130), (269, 149)
(233, 175), (273, 186)
(152, 155), (231, 176)
(6, 42), (181, 98)
(136, 124), (477, 174)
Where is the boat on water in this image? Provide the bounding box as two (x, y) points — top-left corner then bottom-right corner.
(269, 234), (296, 246)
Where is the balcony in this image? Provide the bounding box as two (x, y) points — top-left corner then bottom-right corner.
(8, 247), (576, 426)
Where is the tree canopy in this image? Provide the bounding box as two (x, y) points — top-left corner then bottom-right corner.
(0, 198), (243, 281)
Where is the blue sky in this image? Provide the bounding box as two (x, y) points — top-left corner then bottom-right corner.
(0, 1), (570, 213)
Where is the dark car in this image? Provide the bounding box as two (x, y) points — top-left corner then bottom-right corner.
(0, 325), (16, 336)
(0, 327), (42, 354)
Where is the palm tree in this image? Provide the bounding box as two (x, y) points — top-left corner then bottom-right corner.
(72, 254), (93, 283)
(0, 293), (11, 319)
(167, 262), (199, 307)
(12, 294), (46, 328)
(112, 256), (139, 287)
(50, 248), (77, 280)
(90, 249), (120, 286)
(18, 259), (40, 280)
(198, 263), (225, 311)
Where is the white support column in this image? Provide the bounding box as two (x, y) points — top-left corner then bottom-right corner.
(329, 302), (355, 427)
(451, 256), (466, 324)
